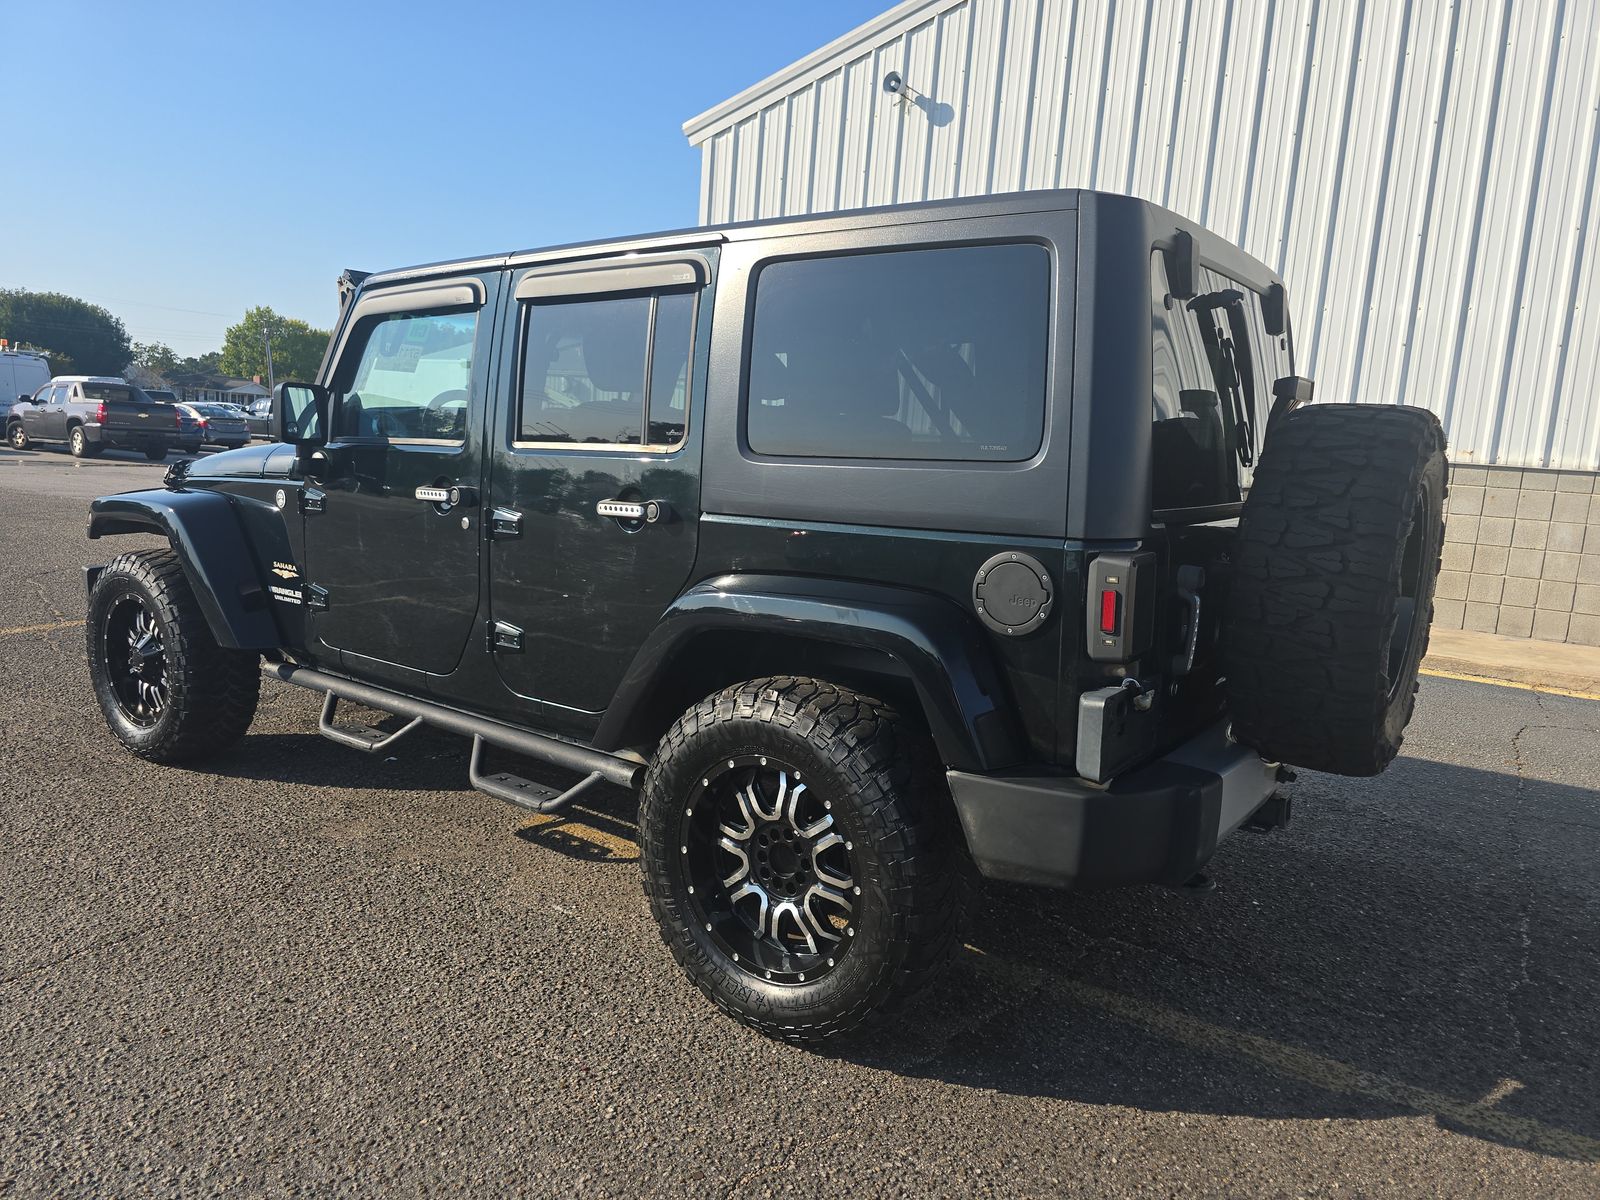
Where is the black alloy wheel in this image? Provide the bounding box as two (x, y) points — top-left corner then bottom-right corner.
(681, 754), (857, 984)
(102, 594), (169, 725)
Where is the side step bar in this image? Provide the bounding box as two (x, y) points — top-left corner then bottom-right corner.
(264, 662), (644, 806)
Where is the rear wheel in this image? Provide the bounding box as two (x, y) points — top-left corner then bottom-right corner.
(87, 549), (260, 763)
(639, 677), (962, 1042)
(68, 425), (96, 458)
(6, 422), (27, 450)
(144, 446), (168, 461)
(1224, 404), (1446, 775)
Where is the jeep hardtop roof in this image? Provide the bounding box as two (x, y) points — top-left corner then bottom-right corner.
(356, 188), (1285, 298)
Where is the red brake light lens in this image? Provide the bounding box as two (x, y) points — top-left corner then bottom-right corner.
(1099, 588), (1120, 635)
(95, 401), (107, 423)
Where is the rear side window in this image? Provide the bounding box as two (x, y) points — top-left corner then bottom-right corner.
(746, 244), (1050, 462)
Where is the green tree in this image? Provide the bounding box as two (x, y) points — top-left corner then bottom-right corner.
(132, 340), (180, 379)
(0, 289), (132, 375)
(174, 350), (223, 377)
(219, 307), (329, 384)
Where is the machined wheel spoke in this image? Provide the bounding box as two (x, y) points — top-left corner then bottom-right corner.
(727, 881), (769, 937)
(802, 884), (850, 943)
(781, 778), (809, 833)
(747, 774), (783, 823)
(810, 832), (853, 890)
(718, 785), (756, 841)
(717, 836), (750, 887)
(770, 901), (817, 956)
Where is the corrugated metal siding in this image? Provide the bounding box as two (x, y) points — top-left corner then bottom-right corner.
(686, 0), (1600, 471)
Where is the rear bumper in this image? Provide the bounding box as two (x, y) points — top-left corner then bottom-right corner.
(948, 722), (1280, 889)
(84, 424), (169, 450)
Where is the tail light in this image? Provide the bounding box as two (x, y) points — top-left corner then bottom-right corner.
(1085, 552), (1156, 662)
(95, 401), (107, 423)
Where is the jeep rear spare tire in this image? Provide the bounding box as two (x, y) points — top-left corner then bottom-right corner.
(1224, 404), (1446, 776)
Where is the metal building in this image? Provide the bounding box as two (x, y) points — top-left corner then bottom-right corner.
(684, 0), (1600, 645)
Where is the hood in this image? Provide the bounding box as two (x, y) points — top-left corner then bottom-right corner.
(177, 442), (296, 481)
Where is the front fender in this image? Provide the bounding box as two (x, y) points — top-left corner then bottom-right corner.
(594, 575), (1022, 772)
(88, 489), (280, 650)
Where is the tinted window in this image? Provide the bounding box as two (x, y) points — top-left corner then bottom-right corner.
(334, 309), (477, 441)
(82, 383), (137, 404)
(1150, 251), (1280, 511)
(746, 244), (1049, 462)
(518, 290), (695, 448)
(647, 292), (694, 445)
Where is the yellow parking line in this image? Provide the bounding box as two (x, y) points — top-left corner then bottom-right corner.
(961, 946), (1599, 1161)
(0, 619), (85, 638)
(1420, 667), (1600, 703)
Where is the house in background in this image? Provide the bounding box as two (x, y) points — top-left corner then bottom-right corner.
(166, 374), (271, 408)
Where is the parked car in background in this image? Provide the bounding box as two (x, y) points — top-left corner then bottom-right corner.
(7, 377), (181, 459)
(0, 349), (52, 409)
(140, 388), (204, 454)
(176, 402), (251, 450)
(243, 396), (274, 439)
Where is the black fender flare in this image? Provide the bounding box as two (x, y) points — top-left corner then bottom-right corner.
(87, 489), (280, 650)
(593, 575), (1022, 772)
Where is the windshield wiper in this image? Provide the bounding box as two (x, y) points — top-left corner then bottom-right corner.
(1187, 290), (1255, 469)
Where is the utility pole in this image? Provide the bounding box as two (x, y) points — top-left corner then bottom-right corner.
(262, 321), (277, 393)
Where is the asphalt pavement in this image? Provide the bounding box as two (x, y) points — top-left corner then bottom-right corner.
(3, 445), (1599, 1197)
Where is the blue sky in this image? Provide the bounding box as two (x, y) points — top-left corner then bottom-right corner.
(4, 1), (890, 355)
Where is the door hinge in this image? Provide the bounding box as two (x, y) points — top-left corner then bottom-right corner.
(307, 583), (330, 611)
(489, 507), (523, 538)
(302, 488), (327, 515)
(487, 620), (524, 653)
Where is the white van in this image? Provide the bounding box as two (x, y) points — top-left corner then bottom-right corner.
(1, 350), (52, 408)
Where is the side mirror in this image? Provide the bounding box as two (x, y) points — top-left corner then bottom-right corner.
(272, 382), (328, 446)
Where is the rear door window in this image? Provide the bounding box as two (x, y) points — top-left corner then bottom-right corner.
(516, 284), (697, 451)
(746, 244), (1050, 462)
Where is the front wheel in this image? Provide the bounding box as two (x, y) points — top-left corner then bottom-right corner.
(639, 677), (963, 1043)
(87, 548), (261, 762)
(7, 422), (28, 450)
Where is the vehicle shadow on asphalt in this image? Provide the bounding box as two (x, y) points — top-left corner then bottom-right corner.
(825, 754), (1600, 1164)
(199, 718), (1600, 1163)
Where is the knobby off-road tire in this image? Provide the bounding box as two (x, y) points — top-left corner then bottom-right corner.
(1224, 404), (1447, 776)
(87, 548), (260, 763)
(639, 677), (963, 1043)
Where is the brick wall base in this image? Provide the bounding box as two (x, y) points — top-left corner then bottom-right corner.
(1437, 465), (1600, 646)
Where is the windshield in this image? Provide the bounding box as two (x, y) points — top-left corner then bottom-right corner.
(196, 405), (239, 418)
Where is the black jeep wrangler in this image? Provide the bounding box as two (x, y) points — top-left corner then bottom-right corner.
(83, 190), (1445, 1041)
